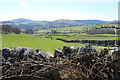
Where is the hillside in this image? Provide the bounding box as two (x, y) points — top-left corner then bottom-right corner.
(1, 18), (110, 29)
(2, 18), (32, 24)
(110, 20), (120, 24)
(74, 20), (108, 24)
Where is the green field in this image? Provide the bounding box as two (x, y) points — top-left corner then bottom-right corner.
(2, 23), (119, 52)
(35, 25), (119, 41)
(36, 25), (88, 33)
(46, 33), (119, 40)
(2, 32), (118, 52)
(2, 34), (85, 52)
(2, 24), (118, 51)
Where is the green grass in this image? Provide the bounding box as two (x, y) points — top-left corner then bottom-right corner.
(2, 33), (119, 52)
(2, 34), (84, 52)
(46, 33), (119, 40)
(36, 26), (85, 33)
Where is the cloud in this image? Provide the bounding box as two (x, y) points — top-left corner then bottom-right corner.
(0, 11), (115, 21)
(19, 1), (31, 12)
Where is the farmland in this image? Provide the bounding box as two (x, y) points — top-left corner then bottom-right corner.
(2, 32), (119, 52)
(2, 34), (85, 52)
(46, 33), (118, 40)
(35, 25), (120, 41)
(1, 23), (120, 52)
(1, 1), (120, 79)
(1, 20), (120, 80)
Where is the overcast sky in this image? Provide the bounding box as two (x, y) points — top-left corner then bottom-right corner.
(0, 0), (119, 21)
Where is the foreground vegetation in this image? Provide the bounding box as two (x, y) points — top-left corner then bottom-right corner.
(1, 45), (120, 80)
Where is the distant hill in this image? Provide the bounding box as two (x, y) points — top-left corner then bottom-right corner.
(74, 20), (108, 24)
(11, 18), (32, 22)
(109, 20), (120, 24)
(1, 21), (13, 24)
(1, 18), (110, 29)
(2, 18), (32, 24)
(46, 19), (85, 28)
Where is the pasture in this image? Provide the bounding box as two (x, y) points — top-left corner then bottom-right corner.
(2, 34), (85, 52)
(35, 25), (119, 41)
(46, 33), (119, 40)
(2, 24), (119, 52)
(2, 32), (118, 52)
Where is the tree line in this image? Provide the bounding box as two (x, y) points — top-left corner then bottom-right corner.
(1, 24), (21, 34)
(1, 24), (33, 34)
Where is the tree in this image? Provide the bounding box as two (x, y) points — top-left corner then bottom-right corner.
(51, 30), (57, 33)
(2, 24), (12, 34)
(25, 29), (33, 34)
(2, 24), (21, 34)
(13, 28), (21, 34)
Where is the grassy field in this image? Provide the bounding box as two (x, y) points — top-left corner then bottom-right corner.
(46, 33), (119, 40)
(2, 33), (118, 52)
(2, 34), (85, 52)
(35, 24), (120, 41)
(36, 25), (88, 33)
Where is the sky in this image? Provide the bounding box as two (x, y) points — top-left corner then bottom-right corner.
(0, 0), (119, 21)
